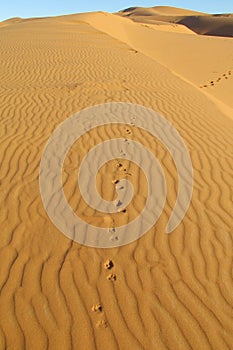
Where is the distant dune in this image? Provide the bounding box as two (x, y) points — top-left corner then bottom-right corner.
(118, 6), (233, 37)
(0, 7), (232, 350)
(119, 6), (206, 16)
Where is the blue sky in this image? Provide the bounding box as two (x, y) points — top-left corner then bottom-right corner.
(1, 1), (233, 21)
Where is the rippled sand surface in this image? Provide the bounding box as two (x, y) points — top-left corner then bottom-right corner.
(0, 7), (232, 350)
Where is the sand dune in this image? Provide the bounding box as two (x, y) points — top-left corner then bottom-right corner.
(119, 6), (206, 16)
(0, 8), (233, 350)
(118, 6), (233, 38)
(80, 12), (233, 109)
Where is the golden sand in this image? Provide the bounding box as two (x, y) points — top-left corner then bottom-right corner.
(0, 6), (232, 349)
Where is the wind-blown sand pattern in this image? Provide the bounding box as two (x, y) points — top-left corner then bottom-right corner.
(0, 6), (233, 350)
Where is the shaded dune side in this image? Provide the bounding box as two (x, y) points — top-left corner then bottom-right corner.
(0, 14), (233, 350)
(178, 16), (233, 37)
(118, 6), (233, 38)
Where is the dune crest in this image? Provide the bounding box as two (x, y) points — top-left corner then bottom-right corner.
(118, 5), (233, 38)
(77, 11), (233, 110)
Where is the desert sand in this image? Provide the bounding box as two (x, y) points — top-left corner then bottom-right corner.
(118, 6), (233, 37)
(0, 6), (233, 350)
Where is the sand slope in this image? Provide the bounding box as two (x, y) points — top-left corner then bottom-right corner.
(0, 10), (233, 350)
(118, 6), (233, 38)
(81, 12), (233, 110)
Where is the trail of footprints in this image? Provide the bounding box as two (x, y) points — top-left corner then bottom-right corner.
(200, 69), (232, 88)
(91, 123), (136, 329)
(108, 124), (135, 242)
(91, 259), (116, 329)
(108, 161), (130, 243)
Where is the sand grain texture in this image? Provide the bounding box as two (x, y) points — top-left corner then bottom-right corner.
(0, 9), (233, 350)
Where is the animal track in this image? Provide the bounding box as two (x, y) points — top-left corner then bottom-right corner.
(92, 303), (103, 313)
(92, 260), (117, 329)
(104, 259), (114, 270)
(200, 69), (232, 88)
(125, 127), (132, 135)
(96, 319), (108, 329)
(120, 149), (126, 156)
(92, 304), (108, 329)
(108, 227), (119, 242)
(115, 161), (131, 175)
(109, 235), (119, 242)
(116, 200), (123, 208)
(129, 48), (138, 53)
(118, 208), (127, 213)
(116, 162), (123, 168)
(107, 273), (117, 281)
(104, 260), (117, 281)
(112, 179), (119, 185)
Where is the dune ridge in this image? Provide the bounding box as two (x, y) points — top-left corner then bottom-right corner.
(78, 12), (233, 110)
(118, 5), (233, 38)
(0, 9), (232, 350)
